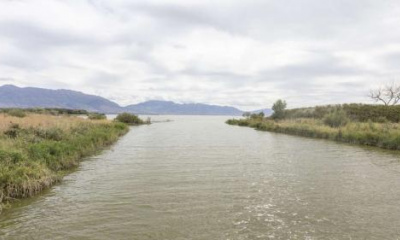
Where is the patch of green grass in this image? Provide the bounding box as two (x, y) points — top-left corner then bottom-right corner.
(0, 115), (129, 210)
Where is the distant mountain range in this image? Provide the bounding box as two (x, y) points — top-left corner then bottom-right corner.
(0, 85), (268, 115)
(0, 84), (120, 113)
(125, 100), (243, 115)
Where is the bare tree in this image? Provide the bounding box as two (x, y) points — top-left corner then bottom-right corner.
(369, 82), (400, 105)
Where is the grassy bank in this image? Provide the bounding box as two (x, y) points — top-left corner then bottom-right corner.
(226, 117), (400, 150)
(0, 113), (129, 211)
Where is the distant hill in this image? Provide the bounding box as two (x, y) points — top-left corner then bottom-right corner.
(0, 85), (251, 115)
(125, 100), (243, 115)
(0, 85), (122, 113)
(251, 108), (273, 116)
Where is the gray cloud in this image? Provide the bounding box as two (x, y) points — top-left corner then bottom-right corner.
(1, 0), (400, 110)
(382, 52), (400, 68)
(0, 21), (90, 49)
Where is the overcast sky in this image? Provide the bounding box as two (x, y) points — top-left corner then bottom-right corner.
(1, 0), (400, 110)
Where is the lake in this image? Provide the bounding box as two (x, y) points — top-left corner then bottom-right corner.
(1, 116), (400, 239)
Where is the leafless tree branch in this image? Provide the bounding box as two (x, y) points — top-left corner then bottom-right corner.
(370, 82), (400, 106)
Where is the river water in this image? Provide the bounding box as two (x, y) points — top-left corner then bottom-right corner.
(1, 116), (400, 239)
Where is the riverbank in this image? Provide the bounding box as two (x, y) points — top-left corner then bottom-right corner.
(226, 118), (400, 150)
(0, 113), (129, 211)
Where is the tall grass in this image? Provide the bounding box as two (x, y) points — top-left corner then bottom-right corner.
(283, 104), (400, 123)
(0, 113), (129, 211)
(226, 118), (400, 150)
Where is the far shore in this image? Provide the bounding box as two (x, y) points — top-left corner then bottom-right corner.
(227, 103), (400, 151)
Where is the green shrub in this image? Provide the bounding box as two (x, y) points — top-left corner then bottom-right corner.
(0, 150), (25, 164)
(375, 116), (389, 123)
(250, 112), (265, 120)
(4, 124), (21, 138)
(33, 128), (65, 141)
(226, 119), (237, 125)
(323, 110), (349, 128)
(115, 113), (144, 125)
(7, 109), (26, 118)
(113, 122), (128, 130)
(88, 113), (107, 120)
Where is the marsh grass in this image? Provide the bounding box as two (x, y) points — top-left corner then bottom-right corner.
(0, 113), (128, 211)
(227, 118), (400, 150)
(0, 114), (96, 132)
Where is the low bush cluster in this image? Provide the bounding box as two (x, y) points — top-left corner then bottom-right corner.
(115, 113), (148, 125)
(323, 110), (349, 128)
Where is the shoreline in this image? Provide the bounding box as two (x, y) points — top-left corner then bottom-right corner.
(226, 118), (400, 151)
(0, 114), (130, 212)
